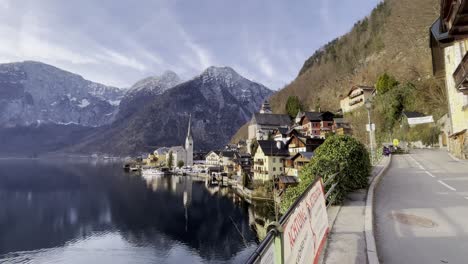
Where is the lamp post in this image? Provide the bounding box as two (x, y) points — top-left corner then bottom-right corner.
(365, 99), (375, 164)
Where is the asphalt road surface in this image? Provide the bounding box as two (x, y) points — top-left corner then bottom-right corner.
(375, 149), (468, 264)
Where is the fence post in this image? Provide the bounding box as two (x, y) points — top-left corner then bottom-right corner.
(274, 233), (284, 264)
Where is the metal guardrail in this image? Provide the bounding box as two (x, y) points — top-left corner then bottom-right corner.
(246, 163), (345, 264)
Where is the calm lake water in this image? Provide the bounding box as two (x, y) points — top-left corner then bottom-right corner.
(0, 159), (274, 264)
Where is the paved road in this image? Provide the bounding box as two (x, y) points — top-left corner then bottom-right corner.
(375, 149), (468, 264)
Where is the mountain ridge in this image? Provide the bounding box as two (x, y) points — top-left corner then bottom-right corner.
(69, 66), (273, 155)
(0, 60), (125, 127)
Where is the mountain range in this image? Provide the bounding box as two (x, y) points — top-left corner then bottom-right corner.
(0, 61), (124, 127)
(0, 62), (272, 156)
(70, 66), (272, 155)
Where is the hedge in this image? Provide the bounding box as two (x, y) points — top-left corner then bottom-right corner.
(280, 135), (371, 213)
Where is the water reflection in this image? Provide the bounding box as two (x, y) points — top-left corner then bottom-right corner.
(0, 159), (273, 263)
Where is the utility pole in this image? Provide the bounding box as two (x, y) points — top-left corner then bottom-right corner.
(365, 99), (375, 164)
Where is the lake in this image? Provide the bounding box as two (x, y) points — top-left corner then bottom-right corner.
(0, 159), (274, 264)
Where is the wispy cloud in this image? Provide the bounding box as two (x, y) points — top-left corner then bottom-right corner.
(97, 48), (147, 71)
(0, 0), (382, 89)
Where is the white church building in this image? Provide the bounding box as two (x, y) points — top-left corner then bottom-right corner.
(166, 115), (194, 167)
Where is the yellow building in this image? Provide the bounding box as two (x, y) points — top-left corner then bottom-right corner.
(253, 140), (290, 182)
(431, 2), (468, 158)
(340, 85), (375, 113)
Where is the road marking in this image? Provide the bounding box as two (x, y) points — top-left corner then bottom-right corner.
(438, 180), (456, 191)
(425, 171), (436, 178)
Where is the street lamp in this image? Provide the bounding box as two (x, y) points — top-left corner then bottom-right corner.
(365, 99), (375, 164)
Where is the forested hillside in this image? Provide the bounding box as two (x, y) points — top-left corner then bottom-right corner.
(269, 0), (443, 116)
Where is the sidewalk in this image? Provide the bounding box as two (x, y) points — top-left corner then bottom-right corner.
(321, 157), (389, 264)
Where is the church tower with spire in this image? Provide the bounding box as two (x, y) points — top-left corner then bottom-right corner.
(185, 114), (194, 166)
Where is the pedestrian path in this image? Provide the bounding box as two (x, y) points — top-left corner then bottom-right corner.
(321, 157), (388, 264)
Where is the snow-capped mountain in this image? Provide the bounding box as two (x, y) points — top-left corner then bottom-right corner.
(116, 71), (182, 119)
(0, 61), (125, 127)
(74, 66), (273, 154)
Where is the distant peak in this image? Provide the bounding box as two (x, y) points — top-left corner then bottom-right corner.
(199, 66), (244, 86)
(129, 70), (181, 92)
(202, 66), (238, 76)
(161, 70), (179, 78)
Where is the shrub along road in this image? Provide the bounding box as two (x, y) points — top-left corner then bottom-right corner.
(375, 149), (468, 264)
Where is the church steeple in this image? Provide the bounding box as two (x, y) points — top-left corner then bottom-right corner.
(187, 114), (192, 140)
(185, 114), (193, 166)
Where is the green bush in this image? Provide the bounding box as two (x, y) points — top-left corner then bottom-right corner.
(285, 96), (304, 119)
(376, 73), (399, 94)
(280, 135), (371, 213)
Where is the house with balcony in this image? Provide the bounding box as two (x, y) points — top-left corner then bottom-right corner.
(253, 140), (290, 182)
(272, 127), (300, 143)
(288, 134), (324, 154)
(430, 0), (468, 158)
(205, 150), (221, 166)
(283, 152), (314, 177)
(340, 85), (375, 113)
(298, 111), (335, 138)
(333, 117), (352, 135)
(219, 150), (237, 174)
(233, 152), (253, 177)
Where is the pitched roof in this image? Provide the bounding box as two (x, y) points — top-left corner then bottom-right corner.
(279, 175), (299, 184)
(300, 152), (315, 160)
(252, 113), (291, 126)
(289, 152), (314, 161)
(346, 85), (375, 96)
(207, 150), (221, 156)
(276, 127), (289, 134)
(403, 111), (426, 118)
(333, 117), (348, 124)
(169, 146), (185, 152)
(257, 140), (290, 156)
(220, 151), (237, 158)
(302, 111), (334, 122)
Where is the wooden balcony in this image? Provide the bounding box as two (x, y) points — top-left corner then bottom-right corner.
(453, 51), (468, 94)
(441, 0), (468, 36)
(254, 160), (264, 165)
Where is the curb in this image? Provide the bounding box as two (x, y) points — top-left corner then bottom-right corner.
(365, 155), (392, 264)
(448, 152), (464, 162)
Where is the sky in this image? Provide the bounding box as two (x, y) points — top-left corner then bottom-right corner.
(0, 0), (381, 90)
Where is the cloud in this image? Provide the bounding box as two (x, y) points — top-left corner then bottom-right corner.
(97, 48), (147, 72)
(0, 0), (382, 89)
(0, 24), (98, 65)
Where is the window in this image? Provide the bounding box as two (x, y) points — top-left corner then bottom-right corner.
(273, 158), (276, 163)
(273, 167), (276, 171)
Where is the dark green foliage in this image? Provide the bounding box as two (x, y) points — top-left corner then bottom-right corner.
(177, 160), (184, 169)
(280, 135), (371, 212)
(167, 151), (174, 168)
(376, 73), (399, 94)
(406, 124), (439, 146)
(250, 138), (259, 155)
(285, 96), (303, 118)
(375, 82), (416, 132)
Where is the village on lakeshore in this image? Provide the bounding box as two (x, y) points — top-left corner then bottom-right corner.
(123, 82), (436, 200)
(123, 75), (449, 202)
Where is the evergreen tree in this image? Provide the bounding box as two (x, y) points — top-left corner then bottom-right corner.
(167, 151), (174, 169)
(376, 73), (399, 94)
(285, 96), (303, 118)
